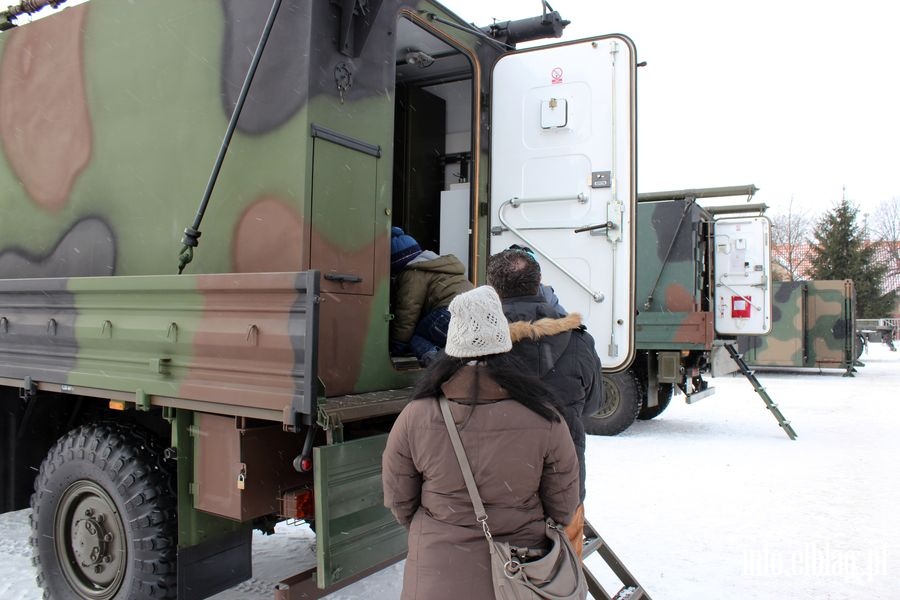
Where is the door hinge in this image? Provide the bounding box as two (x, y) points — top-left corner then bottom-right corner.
(19, 376), (37, 401)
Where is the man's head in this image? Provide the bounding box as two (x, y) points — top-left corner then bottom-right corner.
(487, 248), (541, 298)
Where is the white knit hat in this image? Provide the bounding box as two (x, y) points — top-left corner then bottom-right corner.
(444, 286), (512, 358)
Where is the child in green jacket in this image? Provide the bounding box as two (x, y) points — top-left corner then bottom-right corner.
(390, 227), (472, 365)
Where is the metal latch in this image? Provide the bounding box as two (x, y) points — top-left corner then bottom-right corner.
(324, 273), (362, 283)
(592, 171), (611, 188)
(606, 199), (623, 242)
(574, 221), (615, 234)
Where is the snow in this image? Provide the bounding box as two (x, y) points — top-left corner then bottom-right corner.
(2, 344), (898, 600)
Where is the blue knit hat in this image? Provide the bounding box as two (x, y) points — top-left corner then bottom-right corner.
(391, 227), (421, 272)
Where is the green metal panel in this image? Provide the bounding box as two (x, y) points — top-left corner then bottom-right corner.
(634, 312), (711, 350)
(634, 200), (712, 353)
(172, 409), (244, 548)
(0, 271), (319, 425)
(806, 280), (856, 368)
(310, 137), (378, 295)
(635, 200), (705, 314)
(314, 434), (407, 589)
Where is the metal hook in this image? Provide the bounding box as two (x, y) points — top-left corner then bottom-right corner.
(246, 324), (259, 345)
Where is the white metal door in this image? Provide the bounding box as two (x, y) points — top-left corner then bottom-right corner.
(490, 36), (636, 371)
(713, 216), (773, 335)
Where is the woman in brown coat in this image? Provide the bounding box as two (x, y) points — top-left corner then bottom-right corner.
(382, 286), (580, 600)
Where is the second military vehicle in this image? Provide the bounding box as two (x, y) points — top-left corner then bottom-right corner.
(583, 185), (774, 435)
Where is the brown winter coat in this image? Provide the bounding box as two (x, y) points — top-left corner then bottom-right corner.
(390, 253), (472, 343)
(382, 365), (580, 600)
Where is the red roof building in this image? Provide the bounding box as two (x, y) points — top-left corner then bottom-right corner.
(771, 240), (900, 316)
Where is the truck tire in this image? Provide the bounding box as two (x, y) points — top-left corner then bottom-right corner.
(855, 333), (866, 360)
(30, 423), (177, 600)
(637, 383), (674, 420)
(582, 370), (642, 436)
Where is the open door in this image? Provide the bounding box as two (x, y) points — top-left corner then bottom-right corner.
(713, 216), (773, 335)
(490, 36), (637, 371)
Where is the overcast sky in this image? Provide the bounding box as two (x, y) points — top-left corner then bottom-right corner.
(444, 0), (900, 221)
(27, 0), (900, 221)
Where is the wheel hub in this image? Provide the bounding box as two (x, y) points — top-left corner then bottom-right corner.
(596, 385), (620, 419)
(72, 510), (113, 569)
(55, 481), (127, 599)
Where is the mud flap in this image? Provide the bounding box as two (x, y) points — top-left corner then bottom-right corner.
(314, 434), (407, 589)
(177, 529), (251, 600)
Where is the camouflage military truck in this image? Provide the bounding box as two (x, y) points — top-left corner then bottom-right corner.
(583, 186), (774, 435)
(736, 280), (860, 373)
(0, 1), (638, 598)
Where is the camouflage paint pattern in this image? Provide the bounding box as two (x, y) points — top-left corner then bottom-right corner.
(737, 280), (857, 368)
(0, 0), (493, 399)
(0, 2), (578, 591)
(0, 271), (319, 426)
(634, 199), (714, 350)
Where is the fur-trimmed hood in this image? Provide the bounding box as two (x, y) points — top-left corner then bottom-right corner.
(505, 313), (585, 378)
(509, 313), (584, 343)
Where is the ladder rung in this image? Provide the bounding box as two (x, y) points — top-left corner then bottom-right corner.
(613, 586), (642, 600)
(724, 342), (796, 441)
(583, 536), (602, 555)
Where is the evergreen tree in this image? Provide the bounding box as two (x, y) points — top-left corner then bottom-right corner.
(808, 197), (896, 318)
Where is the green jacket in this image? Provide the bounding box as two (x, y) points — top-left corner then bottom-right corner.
(391, 252), (472, 343)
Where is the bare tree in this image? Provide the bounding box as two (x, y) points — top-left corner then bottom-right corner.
(770, 197), (813, 281)
(870, 197), (900, 282)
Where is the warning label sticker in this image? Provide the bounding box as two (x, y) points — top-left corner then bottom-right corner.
(551, 67), (563, 84)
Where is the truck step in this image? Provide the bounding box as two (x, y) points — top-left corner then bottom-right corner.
(389, 356), (422, 371)
(318, 387), (414, 425)
(684, 387), (716, 404)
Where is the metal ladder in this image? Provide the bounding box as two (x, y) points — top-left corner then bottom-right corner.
(583, 519), (653, 600)
(724, 343), (798, 440)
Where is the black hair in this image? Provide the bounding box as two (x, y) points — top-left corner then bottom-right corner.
(487, 249), (541, 298)
(508, 244), (536, 258)
(411, 351), (560, 422)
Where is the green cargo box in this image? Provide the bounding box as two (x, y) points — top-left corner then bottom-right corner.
(736, 280), (859, 370)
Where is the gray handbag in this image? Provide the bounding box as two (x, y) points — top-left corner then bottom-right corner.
(439, 397), (588, 600)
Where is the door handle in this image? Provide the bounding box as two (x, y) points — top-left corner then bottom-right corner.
(324, 273), (363, 284)
(574, 221), (615, 234)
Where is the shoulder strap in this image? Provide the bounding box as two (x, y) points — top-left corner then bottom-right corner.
(438, 396), (488, 523)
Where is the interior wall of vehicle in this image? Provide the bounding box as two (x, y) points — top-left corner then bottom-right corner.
(423, 80), (472, 276)
(391, 17), (474, 276)
(393, 84), (446, 252)
(426, 81), (472, 188)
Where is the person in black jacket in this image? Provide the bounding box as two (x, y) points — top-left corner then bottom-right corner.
(487, 247), (603, 557)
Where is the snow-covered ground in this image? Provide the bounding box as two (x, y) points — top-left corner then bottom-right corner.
(2, 343), (898, 600)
